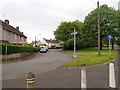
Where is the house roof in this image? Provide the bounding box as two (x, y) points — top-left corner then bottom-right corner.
(30, 40), (41, 45)
(43, 38), (58, 43)
(0, 19), (27, 38)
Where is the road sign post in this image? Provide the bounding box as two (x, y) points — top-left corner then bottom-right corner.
(71, 29), (77, 64)
(107, 35), (112, 59)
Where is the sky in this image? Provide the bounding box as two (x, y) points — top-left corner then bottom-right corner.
(0, 0), (119, 43)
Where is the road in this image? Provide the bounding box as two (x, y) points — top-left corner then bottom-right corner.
(2, 49), (72, 80)
(2, 49), (119, 88)
(2, 60), (118, 88)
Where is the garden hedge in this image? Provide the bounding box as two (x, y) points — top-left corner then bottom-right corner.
(1, 44), (40, 55)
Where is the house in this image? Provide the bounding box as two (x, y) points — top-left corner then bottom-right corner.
(41, 38), (61, 48)
(0, 19), (27, 45)
(30, 38), (63, 48)
(30, 40), (41, 47)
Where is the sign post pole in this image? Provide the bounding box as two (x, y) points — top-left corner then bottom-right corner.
(107, 35), (112, 59)
(71, 29), (78, 64)
(109, 39), (111, 59)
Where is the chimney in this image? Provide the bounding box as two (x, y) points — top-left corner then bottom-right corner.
(21, 32), (23, 34)
(4, 19), (9, 24)
(16, 26), (19, 30)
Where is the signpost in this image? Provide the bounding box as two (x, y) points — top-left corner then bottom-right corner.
(107, 35), (112, 59)
(71, 29), (78, 64)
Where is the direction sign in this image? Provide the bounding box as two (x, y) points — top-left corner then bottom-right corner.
(107, 35), (112, 40)
(71, 32), (78, 35)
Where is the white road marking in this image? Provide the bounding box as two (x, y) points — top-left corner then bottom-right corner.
(81, 68), (87, 89)
(109, 63), (116, 88)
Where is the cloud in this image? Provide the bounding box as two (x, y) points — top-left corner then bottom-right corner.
(1, 0), (119, 43)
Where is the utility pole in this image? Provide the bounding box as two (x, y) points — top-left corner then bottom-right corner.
(97, 1), (101, 55)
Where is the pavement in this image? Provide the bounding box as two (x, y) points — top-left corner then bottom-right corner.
(2, 49), (120, 89)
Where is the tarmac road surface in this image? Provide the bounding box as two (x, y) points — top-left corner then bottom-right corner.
(2, 49), (119, 88)
(2, 49), (72, 80)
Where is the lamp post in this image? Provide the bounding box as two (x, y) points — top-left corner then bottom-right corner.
(35, 36), (36, 47)
(71, 28), (78, 64)
(35, 34), (41, 47)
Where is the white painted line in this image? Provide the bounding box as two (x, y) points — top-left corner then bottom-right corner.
(52, 67), (57, 70)
(81, 68), (87, 89)
(109, 63), (116, 88)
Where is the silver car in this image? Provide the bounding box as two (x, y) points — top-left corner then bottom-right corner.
(40, 47), (47, 53)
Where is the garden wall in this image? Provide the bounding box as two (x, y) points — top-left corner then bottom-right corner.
(1, 52), (33, 61)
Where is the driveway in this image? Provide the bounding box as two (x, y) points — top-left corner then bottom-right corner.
(2, 49), (72, 80)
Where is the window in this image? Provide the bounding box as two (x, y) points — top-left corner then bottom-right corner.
(20, 36), (22, 41)
(15, 34), (17, 39)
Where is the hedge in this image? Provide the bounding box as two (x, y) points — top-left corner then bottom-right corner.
(1, 44), (40, 55)
(33, 47), (40, 52)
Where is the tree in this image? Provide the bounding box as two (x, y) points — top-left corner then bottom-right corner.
(82, 4), (119, 49)
(54, 21), (72, 42)
(54, 20), (83, 50)
(115, 10), (120, 46)
(54, 20), (83, 42)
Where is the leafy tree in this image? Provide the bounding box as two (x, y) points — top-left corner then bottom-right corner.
(54, 21), (73, 42)
(54, 20), (83, 50)
(82, 4), (118, 49)
(54, 20), (83, 42)
(115, 10), (120, 46)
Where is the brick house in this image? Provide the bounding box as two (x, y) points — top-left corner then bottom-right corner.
(0, 19), (27, 45)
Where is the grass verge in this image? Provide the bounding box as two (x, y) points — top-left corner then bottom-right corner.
(63, 47), (116, 67)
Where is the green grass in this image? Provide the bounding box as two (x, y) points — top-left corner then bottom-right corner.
(63, 47), (116, 67)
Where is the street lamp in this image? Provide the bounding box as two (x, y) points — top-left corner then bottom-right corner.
(71, 28), (78, 64)
(35, 34), (41, 47)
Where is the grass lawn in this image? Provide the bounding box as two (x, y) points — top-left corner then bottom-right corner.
(63, 47), (116, 67)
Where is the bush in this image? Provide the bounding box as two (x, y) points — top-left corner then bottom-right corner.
(1, 44), (34, 55)
(63, 39), (74, 50)
(34, 47), (40, 52)
(115, 38), (120, 46)
(63, 38), (85, 50)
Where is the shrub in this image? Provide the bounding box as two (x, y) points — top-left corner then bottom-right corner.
(63, 39), (74, 50)
(63, 38), (85, 50)
(115, 38), (120, 46)
(34, 47), (40, 52)
(1, 44), (34, 55)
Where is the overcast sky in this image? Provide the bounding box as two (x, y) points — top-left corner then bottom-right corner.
(0, 0), (119, 43)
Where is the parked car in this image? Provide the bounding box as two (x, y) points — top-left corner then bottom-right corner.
(45, 46), (48, 51)
(40, 47), (47, 53)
